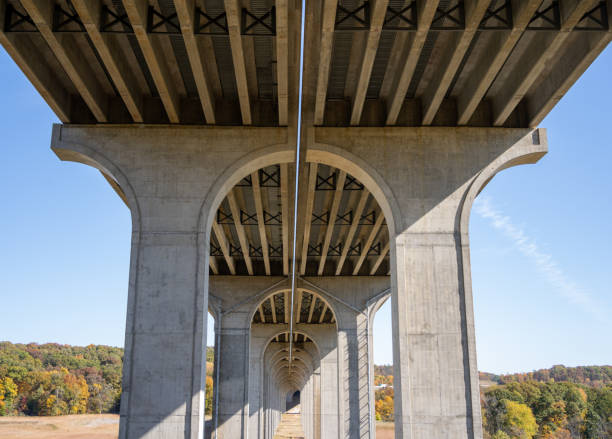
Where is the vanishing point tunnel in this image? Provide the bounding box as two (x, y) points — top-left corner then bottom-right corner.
(1, 0), (609, 437)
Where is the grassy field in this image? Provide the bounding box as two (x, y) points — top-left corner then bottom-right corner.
(0, 414), (394, 438)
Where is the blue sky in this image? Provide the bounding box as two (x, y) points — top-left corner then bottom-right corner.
(0, 45), (610, 375)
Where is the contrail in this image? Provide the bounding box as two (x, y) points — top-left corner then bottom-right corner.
(473, 196), (602, 319)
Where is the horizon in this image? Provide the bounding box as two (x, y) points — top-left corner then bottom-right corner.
(1, 44), (610, 376)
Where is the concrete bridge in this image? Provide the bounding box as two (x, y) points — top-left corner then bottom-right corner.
(1, 0), (610, 438)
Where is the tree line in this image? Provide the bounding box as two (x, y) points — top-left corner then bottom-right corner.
(373, 364), (612, 438)
(2, 341), (610, 439)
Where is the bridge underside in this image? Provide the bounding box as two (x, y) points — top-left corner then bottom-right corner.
(0, 0), (610, 127)
(3, 1), (609, 439)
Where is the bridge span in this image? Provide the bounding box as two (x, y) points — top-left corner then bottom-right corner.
(1, 0), (610, 438)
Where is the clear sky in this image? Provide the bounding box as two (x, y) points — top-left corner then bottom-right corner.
(0, 44), (610, 375)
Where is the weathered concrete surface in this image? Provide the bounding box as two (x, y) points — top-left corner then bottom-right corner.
(51, 124), (547, 439)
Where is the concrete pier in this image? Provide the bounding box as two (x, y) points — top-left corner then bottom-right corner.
(48, 124), (547, 439)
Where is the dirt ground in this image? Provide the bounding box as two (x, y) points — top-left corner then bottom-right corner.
(375, 421), (394, 439)
(0, 414), (394, 438)
(0, 414), (119, 439)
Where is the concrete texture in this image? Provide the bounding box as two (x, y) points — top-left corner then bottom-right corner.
(50, 124), (547, 439)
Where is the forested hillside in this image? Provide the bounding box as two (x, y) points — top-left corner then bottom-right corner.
(0, 342), (214, 417)
(374, 364), (612, 438)
(2, 342), (611, 439)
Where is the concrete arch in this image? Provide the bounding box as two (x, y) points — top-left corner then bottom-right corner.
(309, 142), (401, 237)
(260, 329), (322, 361)
(458, 129), (548, 235)
(197, 143), (294, 240)
(248, 288), (338, 326)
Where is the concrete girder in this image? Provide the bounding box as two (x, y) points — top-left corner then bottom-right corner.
(313, 0), (339, 125)
(224, 0), (252, 124)
(174, 0), (216, 124)
(349, 0), (390, 125)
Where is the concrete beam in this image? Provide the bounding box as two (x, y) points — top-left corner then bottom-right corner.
(212, 220), (236, 275)
(369, 241), (389, 275)
(276, 0), (289, 125)
(224, 0), (252, 124)
(318, 171), (346, 275)
(20, 0), (108, 122)
(492, 0), (598, 126)
(0, 1), (71, 122)
(280, 164), (290, 275)
(209, 255), (219, 274)
(227, 189), (254, 275)
(270, 295), (277, 323)
(251, 171), (271, 275)
(350, 0), (389, 125)
(336, 190), (369, 275)
(300, 163), (318, 275)
(385, 0), (440, 125)
(174, 0), (216, 124)
(352, 209), (384, 275)
(71, 0), (144, 123)
(421, 0), (490, 125)
(456, 0), (542, 125)
(295, 290), (303, 323)
(313, 0), (339, 125)
(527, 27), (612, 126)
(123, 0), (180, 123)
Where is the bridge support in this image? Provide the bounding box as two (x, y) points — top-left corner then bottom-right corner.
(50, 124), (546, 438)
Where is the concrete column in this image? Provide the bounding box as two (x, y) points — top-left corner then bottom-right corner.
(50, 125), (288, 439)
(216, 326), (250, 438)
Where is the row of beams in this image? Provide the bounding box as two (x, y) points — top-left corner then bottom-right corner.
(350, 0), (390, 125)
(385, 0), (441, 125)
(21, 0), (108, 122)
(0, 0), (70, 122)
(174, 0), (216, 123)
(317, 171), (347, 274)
(492, 0), (599, 126)
(457, 0), (543, 125)
(124, 0), (180, 123)
(251, 293), (338, 324)
(421, 0), (491, 125)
